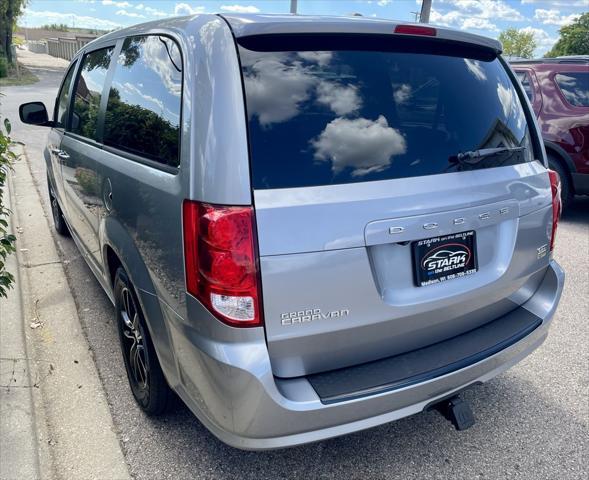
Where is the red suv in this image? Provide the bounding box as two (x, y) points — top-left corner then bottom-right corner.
(511, 57), (588, 208)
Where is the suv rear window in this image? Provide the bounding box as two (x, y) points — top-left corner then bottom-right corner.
(238, 36), (533, 190)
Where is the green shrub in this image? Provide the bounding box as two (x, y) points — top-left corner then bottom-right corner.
(0, 57), (8, 78)
(0, 101), (18, 297)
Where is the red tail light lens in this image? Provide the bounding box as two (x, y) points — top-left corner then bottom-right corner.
(182, 200), (262, 327)
(394, 25), (437, 36)
(548, 169), (561, 252)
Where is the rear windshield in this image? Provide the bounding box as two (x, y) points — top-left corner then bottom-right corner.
(238, 36), (534, 190)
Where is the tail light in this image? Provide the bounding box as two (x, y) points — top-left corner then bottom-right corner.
(548, 169), (561, 252)
(393, 25), (437, 36)
(182, 200), (263, 327)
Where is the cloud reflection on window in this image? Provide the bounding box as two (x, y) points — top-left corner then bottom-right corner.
(311, 115), (407, 177)
(316, 81), (362, 115)
(393, 84), (412, 105)
(464, 59), (487, 82)
(297, 51), (333, 66)
(243, 57), (316, 125)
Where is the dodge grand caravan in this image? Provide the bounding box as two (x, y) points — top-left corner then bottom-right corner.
(20, 14), (565, 449)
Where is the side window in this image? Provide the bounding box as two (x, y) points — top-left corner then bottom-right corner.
(555, 72), (589, 107)
(55, 62), (77, 128)
(515, 71), (534, 102)
(71, 47), (114, 141)
(103, 35), (182, 168)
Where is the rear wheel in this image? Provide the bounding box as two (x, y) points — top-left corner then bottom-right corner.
(114, 268), (170, 415)
(547, 155), (573, 210)
(47, 176), (69, 236)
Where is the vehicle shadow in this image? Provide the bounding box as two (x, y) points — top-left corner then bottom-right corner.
(561, 196), (589, 225)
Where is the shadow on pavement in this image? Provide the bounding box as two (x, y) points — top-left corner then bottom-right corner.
(561, 196), (589, 225)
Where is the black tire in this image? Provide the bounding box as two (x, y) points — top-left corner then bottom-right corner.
(547, 155), (574, 211)
(47, 176), (70, 236)
(114, 267), (171, 415)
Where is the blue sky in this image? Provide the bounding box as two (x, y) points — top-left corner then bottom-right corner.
(20, 0), (588, 55)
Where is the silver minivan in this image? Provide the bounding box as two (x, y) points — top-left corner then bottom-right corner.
(20, 13), (565, 450)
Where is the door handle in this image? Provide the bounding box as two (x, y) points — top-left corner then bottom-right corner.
(57, 150), (70, 160)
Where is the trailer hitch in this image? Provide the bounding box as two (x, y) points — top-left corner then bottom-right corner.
(434, 394), (476, 431)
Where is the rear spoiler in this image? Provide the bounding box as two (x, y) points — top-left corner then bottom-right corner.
(221, 14), (502, 54)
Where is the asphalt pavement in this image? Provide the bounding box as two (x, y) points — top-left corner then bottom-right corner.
(1, 50), (587, 480)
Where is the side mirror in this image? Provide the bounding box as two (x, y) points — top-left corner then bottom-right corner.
(19, 102), (53, 127)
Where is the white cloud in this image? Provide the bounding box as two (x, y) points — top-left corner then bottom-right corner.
(244, 55), (316, 125)
(145, 6), (169, 17)
(135, 3), (144, 9)
(393, 84), (412, 104)
(174, 3), (206, 15)
(316, 82), (362, 116)
(461, 17), (499, 31)
(431, 0), (524, 31)
(297, 51), (333, 66)
(430, 8), (498, 31)
(520, 26), (558, 50)
(311, 116), (407, 177)
(116, 9), (144, 18)
(534, 9), (581, 26)
(377, 0), (392, 5)
(102, 0), (132, 7)
(220, 5), (261, 13)
(22, 9), (122, 29)
(464, 59), (487, 81)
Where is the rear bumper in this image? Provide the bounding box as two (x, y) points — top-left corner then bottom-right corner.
(174, 260), (564, 450)
(572, 172), (589, 195)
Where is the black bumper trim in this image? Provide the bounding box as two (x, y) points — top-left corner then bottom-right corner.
(307, 307), (542, 404)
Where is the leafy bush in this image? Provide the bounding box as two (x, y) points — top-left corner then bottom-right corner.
(0, 103), (18, 297)
(74, 167), (100, 197)
(0, 56), (8, 78)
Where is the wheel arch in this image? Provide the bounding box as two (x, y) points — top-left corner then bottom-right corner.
(101, 218), (179, 387)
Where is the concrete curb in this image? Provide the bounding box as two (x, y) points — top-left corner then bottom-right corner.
(6, 146), (130, 480)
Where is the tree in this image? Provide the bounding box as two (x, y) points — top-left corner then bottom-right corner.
(0, 0), (27, 63)
(546, 12), (589, 57)
(498, 28), (537, 59)
(0, 97), (18, 297)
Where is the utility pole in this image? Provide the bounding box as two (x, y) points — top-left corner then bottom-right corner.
(420, 0), (432, 23)
(290, 0), (298, 14)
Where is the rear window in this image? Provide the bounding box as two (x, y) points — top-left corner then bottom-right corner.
(238, 36), (534, 190)
(555, 72), (589, 107)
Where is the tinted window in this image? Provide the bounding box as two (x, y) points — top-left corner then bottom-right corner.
(71, 47), (114, 140)
(555, 72), (589, 107)
(55, 62), (77, 128)
(239, 40), (533, 190)
(515, 71), (534, 102)
(103, 35), (182, 168)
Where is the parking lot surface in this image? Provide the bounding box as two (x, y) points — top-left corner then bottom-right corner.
(2, 54), (587, 480)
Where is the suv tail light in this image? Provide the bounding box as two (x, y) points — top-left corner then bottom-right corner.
(182, 200), (263, 327)
(548, 169), (561, 252)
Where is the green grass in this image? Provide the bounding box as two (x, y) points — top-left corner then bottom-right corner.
(0, 62), (39, 86)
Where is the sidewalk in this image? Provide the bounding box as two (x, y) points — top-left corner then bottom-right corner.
(1, 147), (130, 480)
(0, 159), (41, 480)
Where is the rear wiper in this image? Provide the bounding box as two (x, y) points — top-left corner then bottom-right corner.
(451, 146), (525, 165)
